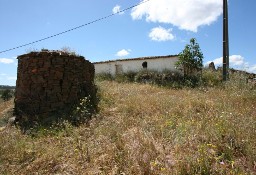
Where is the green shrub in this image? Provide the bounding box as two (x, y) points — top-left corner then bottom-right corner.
(1, 89), (13, 101)
(72, 96), (94, 124)
(95, 68), (253, 90)
(116, 71), (137, 83)
(95, 73), (113, 81)
(202, 69), (222, 87)
(124, 71), (137, 82)
(110, 70), (199, 88)
(134, 70), (201, 88)
(134, 70), (161, 84)
(226, 71), (251, 90)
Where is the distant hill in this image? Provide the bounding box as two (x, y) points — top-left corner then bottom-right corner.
(0, 85), (16, 90)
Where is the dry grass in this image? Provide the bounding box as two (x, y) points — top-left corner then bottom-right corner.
(0, 98), (14, 128)
(0, 79), (255, 174)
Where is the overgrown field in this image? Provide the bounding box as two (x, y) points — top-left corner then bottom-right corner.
(0, 79), (255, 174)
(0, 98), (14, 127)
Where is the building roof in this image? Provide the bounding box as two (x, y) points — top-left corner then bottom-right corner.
(93, 55), (178, 64)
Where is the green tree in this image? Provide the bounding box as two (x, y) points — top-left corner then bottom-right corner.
(1, 89), (12, 101)
(176, 38), (203, 76)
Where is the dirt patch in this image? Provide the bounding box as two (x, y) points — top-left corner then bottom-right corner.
(0, 99), (13, 116)
(0, 99), (14, 127)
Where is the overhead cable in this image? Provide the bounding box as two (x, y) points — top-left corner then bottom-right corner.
(0, 0), (150, 54)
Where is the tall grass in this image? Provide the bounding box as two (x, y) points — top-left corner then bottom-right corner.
(0, 72), (255, 174)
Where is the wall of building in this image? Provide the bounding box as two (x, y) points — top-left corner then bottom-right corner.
(94, 56), (179, 76)
(15, 50), (96, 124)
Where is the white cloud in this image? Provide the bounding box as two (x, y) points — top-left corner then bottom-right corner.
(112, 5), (124, 15)
(206, 55), (256, 73)
(229, 55), (245, 66)
(149, 26), (174, 41)
(116, 49), (131, 57)
(248, 65), (256, 73)
(0, 73), (7, 76)
(131, 0), (223, 32)
(0, 58), (14, 64)
(206, 55), (246, 67)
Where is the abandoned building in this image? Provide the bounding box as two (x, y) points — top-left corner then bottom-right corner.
(15, 50), (96, 125)
(93, 55), (180, 76)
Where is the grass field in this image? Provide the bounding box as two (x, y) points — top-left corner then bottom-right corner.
(0, 98), (14, 127)
(0, 78), (255, 174)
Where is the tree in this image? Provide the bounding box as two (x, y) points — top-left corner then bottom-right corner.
(1, 89), (12, 101)
(176, 38), (203, 76)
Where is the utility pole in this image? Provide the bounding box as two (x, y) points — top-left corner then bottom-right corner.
(223, 0), (229, 81)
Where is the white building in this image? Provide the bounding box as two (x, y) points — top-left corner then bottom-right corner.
(94, 55), (180, 76)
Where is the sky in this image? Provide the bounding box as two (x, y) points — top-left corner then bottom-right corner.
(0, 0), (256, 86)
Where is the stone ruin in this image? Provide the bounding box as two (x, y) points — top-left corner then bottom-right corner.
(208, 62), (216, 71)
(14, 49), (96, 125)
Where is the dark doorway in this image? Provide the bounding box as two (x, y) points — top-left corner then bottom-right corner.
(142, 61), (147, 69)
(115, 64), (123, 75)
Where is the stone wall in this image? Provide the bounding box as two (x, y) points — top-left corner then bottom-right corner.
(14, 50), (96, 124)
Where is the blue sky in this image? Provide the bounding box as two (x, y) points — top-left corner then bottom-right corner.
(0, 0), (256, 85)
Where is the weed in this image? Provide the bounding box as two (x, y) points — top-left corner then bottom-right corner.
(95, 73), (113, 81)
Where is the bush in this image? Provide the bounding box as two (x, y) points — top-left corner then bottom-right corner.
(183, 75), (201, 88)
(95, 70), (200, 89)
(201, 69), (222, 87)
(95, 68), (253, 90)
(95, 73), (113, 81)
(134, 70), (200, 88)
(1, 89), (13, 101)
(71, 96), (94, 124)
(227, 71), (251, 90)
(176, 38), (203, 76)
(135, 70), (160, 84)
(116, 71), (137, 83)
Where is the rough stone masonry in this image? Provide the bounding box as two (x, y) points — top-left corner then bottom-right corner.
(14, 49), (96, 124)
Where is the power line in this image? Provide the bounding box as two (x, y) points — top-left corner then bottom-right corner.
(0, 0), (150, 54)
